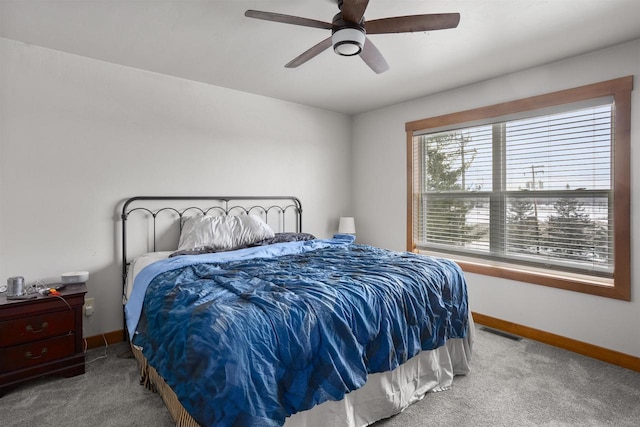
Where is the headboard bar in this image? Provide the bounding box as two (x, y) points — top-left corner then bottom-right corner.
(122, 195), (302, 273)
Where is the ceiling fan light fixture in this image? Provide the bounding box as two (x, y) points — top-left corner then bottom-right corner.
(245, 3), (460, 74)
(332, 27), (366, 56)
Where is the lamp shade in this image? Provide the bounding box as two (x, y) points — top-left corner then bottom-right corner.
(338, 217), (356, 234)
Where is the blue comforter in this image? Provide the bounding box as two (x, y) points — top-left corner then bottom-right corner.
(129, 237), (468, 426)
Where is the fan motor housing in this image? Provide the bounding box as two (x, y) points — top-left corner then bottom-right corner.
(331, 14), (366, 56)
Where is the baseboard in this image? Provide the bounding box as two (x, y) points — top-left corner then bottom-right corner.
(472, 312), (640, 373)
(84, 329), (125, 350)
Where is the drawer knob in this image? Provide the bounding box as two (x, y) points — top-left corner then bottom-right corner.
(25, 347), (48, 359)
(25, 322), (49, 333)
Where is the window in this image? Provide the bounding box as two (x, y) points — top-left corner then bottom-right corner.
(406, 77), (632, 300)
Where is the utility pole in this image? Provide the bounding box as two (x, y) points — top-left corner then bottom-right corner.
(458, 136), (466, 191)
(526, 165), (544, 253)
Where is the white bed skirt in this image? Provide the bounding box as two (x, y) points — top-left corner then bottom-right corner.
(285, 314), (475, 426)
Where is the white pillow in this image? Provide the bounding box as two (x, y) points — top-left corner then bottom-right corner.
(177, 214), (275, 252)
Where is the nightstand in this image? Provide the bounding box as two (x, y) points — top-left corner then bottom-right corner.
(0, 283), (87, 395)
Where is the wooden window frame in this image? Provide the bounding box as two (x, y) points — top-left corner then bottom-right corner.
(405, 76), (633, 301)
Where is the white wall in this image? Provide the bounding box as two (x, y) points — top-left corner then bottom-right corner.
(0, 38), (353, 337)
(353, 39), (640, 358)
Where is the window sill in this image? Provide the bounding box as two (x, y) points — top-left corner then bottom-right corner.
(416, 249), (629, 301)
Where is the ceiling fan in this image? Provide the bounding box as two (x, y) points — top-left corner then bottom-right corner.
(245, 0), (460, 74)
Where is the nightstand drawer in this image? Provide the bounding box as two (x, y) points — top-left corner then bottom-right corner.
(0, 310), (75, 347)
(0, 334), (76, 373)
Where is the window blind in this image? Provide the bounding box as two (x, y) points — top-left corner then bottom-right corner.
(413, 102), (614, 277)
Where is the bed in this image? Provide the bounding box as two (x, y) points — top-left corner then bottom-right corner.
(121, 196), (474, 427)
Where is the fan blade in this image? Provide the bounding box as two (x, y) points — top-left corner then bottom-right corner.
(245, 10), (333, 30)
(366, 13), (460, 34)
(285, 37), (333, 68)
(341, 0), (369, 23)
(360, 37), (389, 74)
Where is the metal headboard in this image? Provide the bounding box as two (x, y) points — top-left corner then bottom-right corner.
(120, 196), (302, 339)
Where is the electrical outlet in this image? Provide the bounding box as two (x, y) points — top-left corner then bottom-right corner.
(84, 297), (95, 316)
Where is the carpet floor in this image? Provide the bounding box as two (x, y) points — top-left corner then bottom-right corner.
(1, 326), (638, 426)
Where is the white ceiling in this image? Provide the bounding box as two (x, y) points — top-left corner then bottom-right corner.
(2, 0), (640, 115)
